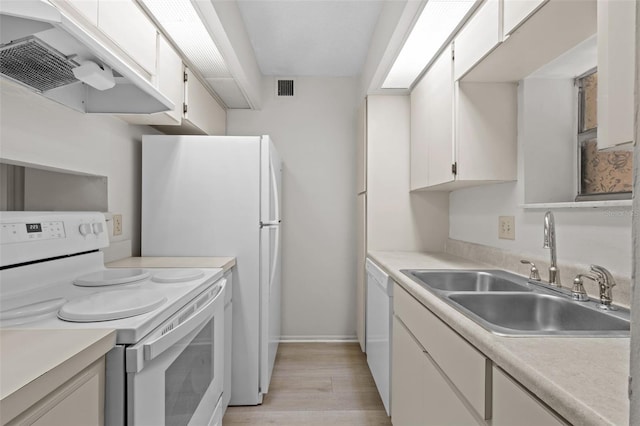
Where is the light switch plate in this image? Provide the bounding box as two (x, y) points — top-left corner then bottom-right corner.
(498, 216), (515, 240)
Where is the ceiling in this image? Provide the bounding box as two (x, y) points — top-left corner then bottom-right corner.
(236, 0), (384, 77)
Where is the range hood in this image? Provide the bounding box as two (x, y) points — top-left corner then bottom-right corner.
(0, 1), (174, 114)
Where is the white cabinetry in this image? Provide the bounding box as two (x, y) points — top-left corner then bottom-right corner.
(410, 46), (454, 189)
(411, 47), (517, 191)
(155, 67), (227, 135)
(392, 285), (487, 424)
(503, 0), (548, 35)
(183, 68), (226, 135)
(492, 366), (568, 426)
(453, 0), (501, 81)
(392, 316), (479, 426)
(597, 0), (636, 149)
(119, 35), (184, 126)
(64, 0), (98, 25)
(7, 359), (105, 426)
(97, 0), (157, 75)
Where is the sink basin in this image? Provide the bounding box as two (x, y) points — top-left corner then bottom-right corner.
(447, 293), (630, 337)
(402, 270), (531, 293)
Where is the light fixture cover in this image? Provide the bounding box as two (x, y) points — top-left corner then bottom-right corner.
(383, 0), (477, 89)
(72, 61), (115, 91)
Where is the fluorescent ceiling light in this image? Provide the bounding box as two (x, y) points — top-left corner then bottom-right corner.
(139, 0), (231, 79)
(382, 0), (477, 89)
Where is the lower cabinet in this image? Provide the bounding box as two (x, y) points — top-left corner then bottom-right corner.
(392, 316), (480, 426)
(492, 366), (568, 426)
(8, 358), (105, 426)
(391, 284), (570, 426)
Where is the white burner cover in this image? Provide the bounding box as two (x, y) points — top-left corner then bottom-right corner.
(58, 289), (167, 322)
(152, 269), (205, 283)
(74, 269), (151, 287)
(1, 298), (67, 320)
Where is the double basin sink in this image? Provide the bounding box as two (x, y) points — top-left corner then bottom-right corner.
(401, 270), (630, 337)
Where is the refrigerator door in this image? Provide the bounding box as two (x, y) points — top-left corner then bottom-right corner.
(259, 136), (282, 394)
(141, 135), (264, 405)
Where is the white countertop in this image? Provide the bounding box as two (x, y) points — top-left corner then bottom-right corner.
(369, 250), (630, 426)
(107, 256), (236, 272)
(0, 328), (116, 422)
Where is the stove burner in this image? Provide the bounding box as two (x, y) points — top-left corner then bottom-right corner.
(152, 269), (205, 283)
(74, 268), (151, 287)
(0, 298), (67, 322)
(58, 288), (167, 322)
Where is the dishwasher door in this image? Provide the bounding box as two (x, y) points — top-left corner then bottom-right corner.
(365, 258), (393, 415)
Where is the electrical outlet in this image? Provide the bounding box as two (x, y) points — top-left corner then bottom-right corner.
(113, 214), (123, 236)
(498, 216), (515, 240)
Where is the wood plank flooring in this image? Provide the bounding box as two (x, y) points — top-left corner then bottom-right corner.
(223, 342), (392, 425)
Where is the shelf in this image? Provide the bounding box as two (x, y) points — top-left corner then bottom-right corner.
(521, 200), (632, 210)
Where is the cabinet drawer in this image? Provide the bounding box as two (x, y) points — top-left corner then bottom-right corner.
(453, 0), (501, 80)
(394, 284), (489, 419)
(492, 366), (568, 425)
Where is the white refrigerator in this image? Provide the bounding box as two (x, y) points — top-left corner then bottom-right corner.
(141, 135), (282, 406)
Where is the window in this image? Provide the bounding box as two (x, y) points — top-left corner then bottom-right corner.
(576, 70), (633, 201)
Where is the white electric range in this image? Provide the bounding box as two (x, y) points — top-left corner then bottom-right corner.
(0, 212), (227, 426)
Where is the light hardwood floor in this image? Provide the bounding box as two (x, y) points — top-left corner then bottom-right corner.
(223, 342), (392, 425)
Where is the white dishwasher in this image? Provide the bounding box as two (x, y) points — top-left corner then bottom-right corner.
(365, 258), (393, 415)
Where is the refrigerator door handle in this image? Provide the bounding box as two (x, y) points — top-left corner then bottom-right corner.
(260, 220), (281, 228)
(270, 154), (281, 222)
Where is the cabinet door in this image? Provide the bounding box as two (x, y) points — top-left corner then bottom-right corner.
(410, 46), (454, 190)
(453, 0), (501, 80)
(392, 317), (480, 426)
(503, 0), (548, 36)
(63, 0), (98, 25)
(493, 366), (568, 426)
(98, 0), (157, 75)
(597, 0), (636, 149)
(184, 68), (227, 135)
(156, 35), (183, 124)
(356, 193), (366, 352)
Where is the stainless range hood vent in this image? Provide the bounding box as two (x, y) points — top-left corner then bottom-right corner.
(0, 37), (79, 92)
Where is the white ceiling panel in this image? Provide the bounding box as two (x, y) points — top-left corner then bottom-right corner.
(237, 0), (384, 76)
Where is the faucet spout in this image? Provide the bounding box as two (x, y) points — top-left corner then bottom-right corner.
(543, 211), (560, 286)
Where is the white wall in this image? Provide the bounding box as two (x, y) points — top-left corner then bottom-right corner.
(449, 79), (633, 281)
(227, 77), (359, 340)
(0, 80), (158, 257)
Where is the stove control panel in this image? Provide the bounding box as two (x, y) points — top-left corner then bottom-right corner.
(1, 221), (66, 243)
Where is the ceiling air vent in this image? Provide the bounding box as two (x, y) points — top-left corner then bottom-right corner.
(277, 79), (294, 97)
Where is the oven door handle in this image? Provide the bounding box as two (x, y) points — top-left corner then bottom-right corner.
(126, 279), (226, 373)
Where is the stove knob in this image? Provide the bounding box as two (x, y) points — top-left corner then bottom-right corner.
(79, 223), (92, 236)
(92, 223), (104, 235)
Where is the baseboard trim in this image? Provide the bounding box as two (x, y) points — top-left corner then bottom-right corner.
(280, 335), (358, 343)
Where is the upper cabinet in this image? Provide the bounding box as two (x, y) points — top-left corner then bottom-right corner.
(410, 46), (517, 192)
(453, 0), (501, 81)
(597, 0), (636, 149)
(154, 67), (227, 135)
(459, 0), (596, 82)
(97, 0), (157, 75)
(503, 0), (547, 36)
(410, 46), (454, 190)
(64, 0), (98, 25)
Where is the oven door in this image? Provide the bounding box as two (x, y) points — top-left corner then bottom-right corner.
(126, 279), (226, 426)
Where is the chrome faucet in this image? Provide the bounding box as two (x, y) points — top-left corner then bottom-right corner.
(542, 211), (561, 286)
(589, 265), (617, 310)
